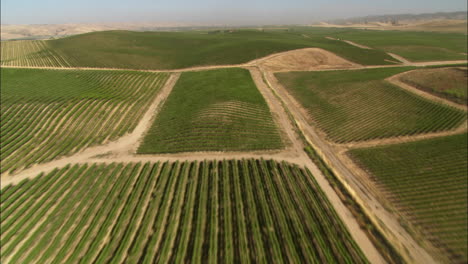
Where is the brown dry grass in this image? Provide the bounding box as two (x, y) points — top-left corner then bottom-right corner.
(255, 48), (358, 72)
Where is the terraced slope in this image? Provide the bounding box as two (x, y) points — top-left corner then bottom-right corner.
(0, 40), (72, 67)
(349, 134), (468, 263)
(276, 67), (467, 143)
(138, 68), (284, 153)
(1, 68), (168, 174)
(398, 67), (467, 105)
(0, 160), (369, 264)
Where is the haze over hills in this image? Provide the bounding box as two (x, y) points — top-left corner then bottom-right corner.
(0, 23), (214, 41)
(327, 11), (467, 25)
(318, 11), (468, 33)
(2, 11), (467, 41)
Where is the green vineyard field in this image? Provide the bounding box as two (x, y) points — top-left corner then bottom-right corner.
(276, 67), (467, 143)
(326, 29), (468, 62)
(1, 29), (396, 69)
(0, 160), (369, 263)
(349, 133), (468, 263)
(1, 40), (73, 67)
(399, 67), (468, 105)
(138, 68), (284, 153)
(1, 68), (168, 174)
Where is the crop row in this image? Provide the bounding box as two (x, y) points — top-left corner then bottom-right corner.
(1, 40), (72, 67)
(1, 160), (369, 263)
(138, 68), (285, 153)
(1, 69), (169, 174)
(349, 133), (467, 263)
(276, 68), (467, 143)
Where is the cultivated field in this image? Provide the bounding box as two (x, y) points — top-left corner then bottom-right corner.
(138, 68), (284, 153)
(1, 29), (397, 69)
(398, 67), (467, 105)
(0, 40), (72, 67)
(325, 29), (467, 62)
(275, 67), (466, 143)
(0, 160), (369, 264)
(1, 26), (467, 264)
(1, 68), (168, 174)
(349, 134), (468, 263)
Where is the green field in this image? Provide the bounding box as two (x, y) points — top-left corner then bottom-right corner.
(1, 30), (397, 69)
(349, 134), (468, 263)
(1, 68), (168, 173)
(0, 160), (369, 263)
(276, 67), (467, 143)
(138, 68), (284, 153)
(2, 29), (466, 69)
(324, 29), (468, 62)
(0, 40), (72, 67)
(399, 67), (467, 105)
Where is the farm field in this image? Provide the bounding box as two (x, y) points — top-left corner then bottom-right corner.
(1, 29), (397, 69)
(275, 67), (467, 143)
(0, 68), (168, 174)
(1, 24), (467, 264)
(0, 159), (369, 264)
(348, 133), (468, 263)
(398, 67), (467, 105)
(0, 40), (73, 67)
(324, 29), (468, 62)
(138, 68), (284, 153)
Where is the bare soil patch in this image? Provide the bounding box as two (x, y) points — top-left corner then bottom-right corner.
(254, 48), (359, 72)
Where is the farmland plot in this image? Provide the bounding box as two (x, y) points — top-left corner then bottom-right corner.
(328, 30), (468, 62)
(138, 68), (284, 153)
(0, 40), (73, 67)
(276, 67), (466, 143)
(349, 134), (468, 263)
(2, 30), (396, 70)
(0, 68), (168, 174)
(398, 67), (467, 105)
(0, 160), (369, 264)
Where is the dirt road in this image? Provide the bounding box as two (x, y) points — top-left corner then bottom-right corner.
(2, 47), (466, 74)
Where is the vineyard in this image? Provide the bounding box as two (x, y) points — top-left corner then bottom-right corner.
(0, 40), (73, 67)
(349, 133), (468, 263)
(327, 29), (468, 62)
(0, 160), (369, 264)
(138, 68), (284, 153)
(1, 29), (397, 70)
(275, 67), (467, 143)
(1, 68), (168, 174)
(399, 67), (468, 105)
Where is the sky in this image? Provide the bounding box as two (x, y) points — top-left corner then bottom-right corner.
(1, 0), (467, 25)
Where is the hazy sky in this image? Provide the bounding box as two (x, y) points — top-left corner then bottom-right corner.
(2, 0), (466, 24)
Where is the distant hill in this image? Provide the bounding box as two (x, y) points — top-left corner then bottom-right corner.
(328, 11), (467, 25)
(0, 23), (217, 41)
(317, 11), (467, 33)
